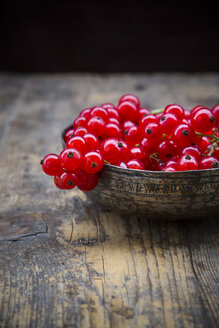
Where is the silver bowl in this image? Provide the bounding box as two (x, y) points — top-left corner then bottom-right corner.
(62, 126), (219, 220)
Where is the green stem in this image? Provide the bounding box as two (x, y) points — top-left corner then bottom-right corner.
(195, 131), (219, 143)
(151, 108), (164, 114)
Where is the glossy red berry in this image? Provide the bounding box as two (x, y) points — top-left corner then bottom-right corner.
(144, 122), (161, 141)
(100, 138), (124, 164)
(212, 104), (219, 123)
(107, 107), (120, 120)
(159, 113), (179, 136)
(119, 94), (140, 108)
(129, 146), (145, 160)
(117, 101), (139, 122)
(181, 146), (201, 160)
(138, 108), (151, 118)
(157, 139), (178, 162)
(79, 108), (91, 120)
(77, 171), (98, 191)
(164, 104), (185, 120)
(191, 105), (205, 116)
(116, 162), (128, 169)
(178, 154), (199, 171)
(66, 136), (86, 153)
(165, 160), (178, 170)
(199, 156), (219, 169)
(55, 172), (78, 189)
(124, 125), (142, 146)
(108, 117), (120, 125)
(59, 148), (82, 171)
(90, 106), (108, 121)
(164, 167), (176, 172)
(140, 137), (156, 154)
(74, 127), (88, 136)
(139, 114), (157, 130)
(101, 103), (116, 109)
(87, 116), (105, 136)
(184, 110), (191, 119)
(103, 123), (122, 139)
(83, 133), (99, 152)
(127, 159), (145, 170)
(64, 128), (75, 143)
(191, 108), (216, 133)
(41, 154), (61, 176)
(173, 123), (193, 147)
(54, 175), (65, 189)
(73, 116), (87, 128)
(82, 151), (104, 174)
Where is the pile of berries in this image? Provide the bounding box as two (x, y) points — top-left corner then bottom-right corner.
(41, 94), (219, 191)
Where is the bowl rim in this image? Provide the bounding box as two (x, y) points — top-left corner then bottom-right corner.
(61, 124), (219, 177)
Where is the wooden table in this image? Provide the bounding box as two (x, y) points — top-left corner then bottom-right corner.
(0, 74), (218, 328)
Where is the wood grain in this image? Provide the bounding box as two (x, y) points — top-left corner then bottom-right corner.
(0, 74), (219, 328)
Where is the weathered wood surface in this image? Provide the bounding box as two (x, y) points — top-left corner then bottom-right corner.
(0, 74), (219, 328)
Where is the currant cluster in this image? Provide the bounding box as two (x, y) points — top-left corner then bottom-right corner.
(41, 94), (219, 191)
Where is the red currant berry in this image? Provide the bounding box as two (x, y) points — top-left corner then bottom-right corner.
(181, 146), (201, 160)
(198, 137), (211, 154)
(87, 116), (105, 136)
(122, 120), (136, 132)
(103, 123), (122, 139)
(41, 154), (61, 176)
(108, 117), (120, 125)
(155, 112), (163, 120)
(212, 104), (219, 123)
(165, 160), (178, 170)
(199, 156), (219, 169)
(141, 137), (156, 154)
(139, 114), (157, 130)
(74, 127), (88, 136)
(64, 128), (75, 143)
(117, 101), (139, 122)
(73, 116), (87, 128)
(138, 108), (151, 118)
(164, 167), (176, 172)
(66, 136), (86, 153)
(164, 104), (185, 120)
(191, 105), (205, 116)
(184, 110), (191, 119)
(101, 103), (116, 109)
(77, 171), (98, 191)
(127, 159), (145, 170)
(54, 175), (65, 189)
(178, 154), (199, 171)
(79, 108), (91, 120)
(157, 139), (178, 162)
(82, 151), (104, 174)
(107, 107), (120, 120)
(100, 138), (124, 164)
(59, 148), (82, 171)
(159, 113), (179, 136)
(116, 162), (128, 169)
(173, 123), (193, 147)
(144, 122), (161, 141)
(129, 146), (145, 160)
(118, 94), (140, 108)
(90, 106), (108, 121)
(124, 125), (142, 146)
(56, 172), (78, 189)
(191, 108), (216, 133)
(83, 133), (99, 152)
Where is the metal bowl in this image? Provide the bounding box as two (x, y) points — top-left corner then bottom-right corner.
(62, 125), (219, 220)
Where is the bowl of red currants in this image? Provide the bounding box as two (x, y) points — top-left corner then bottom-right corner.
(41, 94), (219, 220)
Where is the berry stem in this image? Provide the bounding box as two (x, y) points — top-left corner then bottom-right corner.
(195, 131), (219, 143)
(151, 108), (164, 114)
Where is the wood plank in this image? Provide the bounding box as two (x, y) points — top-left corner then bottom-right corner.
(0, 74), (219, 328)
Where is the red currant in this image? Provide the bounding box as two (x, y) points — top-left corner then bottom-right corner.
(173, 123), (193, 147)
(139, 114), (157, 130)
(66, 136), (86, 153)
(103, 123), (122, 139)
(90, 106), (108, 121)
(144, 122), (161, 141)
(138, 108), (151, 118)
(118, 94), (140, 108)
(212, 104), (219, 123)
(129, 146), (145, 160)
(100, 138), (124, 164)
(117, 101), (139, 122)
(107, 107), (120, 120)
(41, 154), (61, 176)
(181, 146), (201, 160)
(157, 139), (178, 162)
(83, 133), (99, 152)
(59, 148), (82, 171)
(82, 151), (104, 174)
(64, 128), (75, 143)
(73, 116), (87, 128)
(55, 172), (78, 189)
(159, 113), (179, 136)
(87, 116), (105, 136)
(79, 108), (91, 120)
(124, 125), (142, 146)
(74, 127), (88, 136)
(127, 159), (144, 170)
(178, 154), (199, 171)
(164, 104), (185, 120)
(199, 156), (219, 169)
(191, 108), (216, 133)
(77, 171), (98, 191)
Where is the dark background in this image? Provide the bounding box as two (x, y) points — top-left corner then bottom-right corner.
(0, 1), (219, 73)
